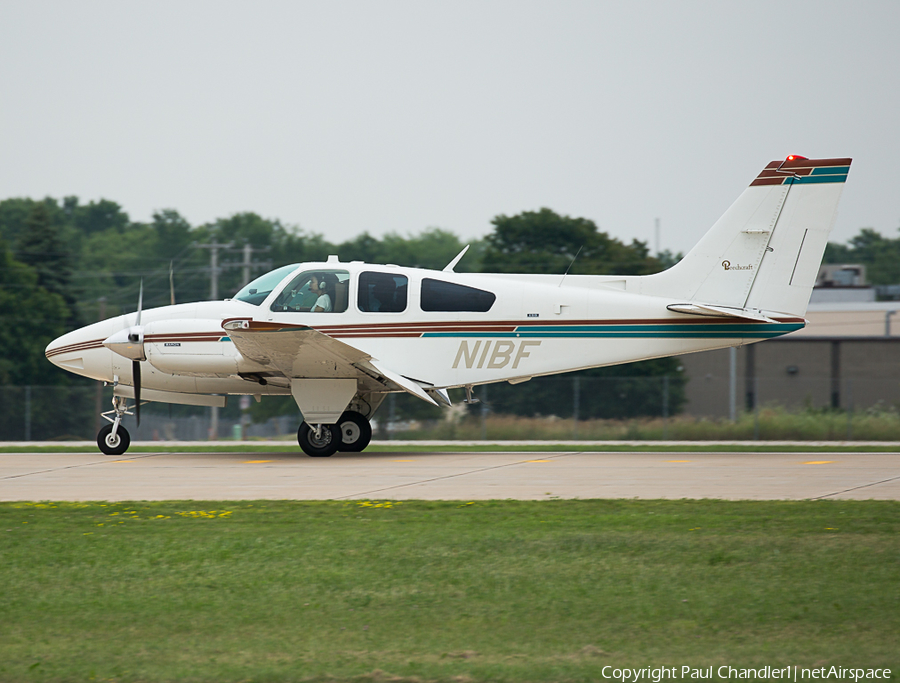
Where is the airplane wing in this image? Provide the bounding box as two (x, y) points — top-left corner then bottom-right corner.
(224, 319), (438, 406)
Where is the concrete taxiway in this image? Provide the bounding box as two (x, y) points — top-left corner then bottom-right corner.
(1, 448), (899, 501)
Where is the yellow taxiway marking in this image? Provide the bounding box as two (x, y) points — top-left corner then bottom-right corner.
(111, 460), (134, 464)
(803, 461), (835, 465)
(243, 460), (274, 464)
(667, 460), (692, 463)
(526, 459), (552, 463)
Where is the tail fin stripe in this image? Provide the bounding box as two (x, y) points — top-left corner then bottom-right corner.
(792, 174), (849, 185)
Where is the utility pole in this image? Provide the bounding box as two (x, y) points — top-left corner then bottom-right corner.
(729, 347), (737, 422)
(196, 241), (232, 300)
(196, 241), (232, 440)
(243, 243), (252, 286)
(240, 243), (271, 288)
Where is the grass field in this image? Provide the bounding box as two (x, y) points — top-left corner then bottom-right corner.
(1, 500), (898, 682)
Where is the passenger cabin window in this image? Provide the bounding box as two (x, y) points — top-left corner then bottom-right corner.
(270, 269), (350, 313)
(358, 272), (408, 312)
(234, 264), (299, 306)
(420, 278), (496, 312)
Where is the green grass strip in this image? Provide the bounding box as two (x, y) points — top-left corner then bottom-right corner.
(0, 499), (897, 682)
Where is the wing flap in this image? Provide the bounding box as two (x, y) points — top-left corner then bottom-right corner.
(227, 321), (370, 378)
(366, 360), (439, 406)
(226, 320), (440, 405)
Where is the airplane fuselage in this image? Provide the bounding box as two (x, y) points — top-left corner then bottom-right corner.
(46, 262), (803, 400)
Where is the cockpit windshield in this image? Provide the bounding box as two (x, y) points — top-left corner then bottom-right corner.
(233, 264), (299, 305)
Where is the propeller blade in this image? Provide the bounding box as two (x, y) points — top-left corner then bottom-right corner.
(136, 279), (143, 327)
(133, 359), (141, 427)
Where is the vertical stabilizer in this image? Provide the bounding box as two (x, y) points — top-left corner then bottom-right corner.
(640, 156), (851, 317)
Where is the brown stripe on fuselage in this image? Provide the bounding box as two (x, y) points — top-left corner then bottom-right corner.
(46, 340), (105, 357)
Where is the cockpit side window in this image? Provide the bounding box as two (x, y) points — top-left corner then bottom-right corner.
(358, 272), (408, 312)
(269, 269), (350, 313)
(420, 278), (496, 312)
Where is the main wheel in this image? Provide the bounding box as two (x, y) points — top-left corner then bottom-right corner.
(336, 411), (372, 452)
(297, 422), (340, 457)
(97, 424), (131, 456)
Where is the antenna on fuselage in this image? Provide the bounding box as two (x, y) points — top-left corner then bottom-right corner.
(169, 260), (175, 305)
(443, 245), (470, 272)
(558, 245), (584, 287)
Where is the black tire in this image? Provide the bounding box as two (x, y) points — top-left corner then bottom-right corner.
(97, 424), (130, 456)
(297, 422), (339, 457)
(336, 411), (372, 452)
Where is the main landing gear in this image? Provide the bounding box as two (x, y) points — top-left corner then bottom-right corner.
(297, 410), (372, 457)
(97, 396), (133, 456)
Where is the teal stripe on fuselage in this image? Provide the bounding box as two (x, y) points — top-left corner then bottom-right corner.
(517, 324), (798, 333)
(422, 323), (804, 340)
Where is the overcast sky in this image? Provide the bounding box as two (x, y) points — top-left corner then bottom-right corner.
(1, 1), (897, 255)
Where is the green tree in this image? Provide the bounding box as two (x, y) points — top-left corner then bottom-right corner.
(70, 198), (130, 235)
(335, 228), (479, 271)
(16, 203), (81, 327)
(481, 208), (662, 275)
(0, 238), (69, 385)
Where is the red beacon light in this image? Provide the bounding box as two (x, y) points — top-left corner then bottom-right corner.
(786, 154), (808, 162)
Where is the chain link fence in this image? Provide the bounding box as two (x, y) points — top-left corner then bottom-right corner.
(2, 374), (899, 441)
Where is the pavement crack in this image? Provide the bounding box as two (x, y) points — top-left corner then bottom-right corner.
(0, 452), (170, 481)
(332, 451), (585, 500)
(810, 473), (900, 500)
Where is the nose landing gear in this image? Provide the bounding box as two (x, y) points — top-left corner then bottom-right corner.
(97, 396), (133, 456)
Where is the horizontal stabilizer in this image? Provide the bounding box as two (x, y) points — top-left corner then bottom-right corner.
(667, 303), (780, 323)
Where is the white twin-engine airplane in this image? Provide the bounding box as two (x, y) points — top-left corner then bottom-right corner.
(46, 156), (851, 456)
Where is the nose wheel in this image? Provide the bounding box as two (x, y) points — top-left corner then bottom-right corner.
(98, 423), (131, 456)
(97, 395), (133, 456)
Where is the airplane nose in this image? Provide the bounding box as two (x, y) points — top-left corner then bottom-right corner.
(45, 331), (89, 370)
(45, 336), (64, 367)
(45, 325), (109, 373)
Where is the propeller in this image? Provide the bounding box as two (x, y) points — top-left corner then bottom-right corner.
(132, 281), (143, 426)
(102, 280), (145, 426)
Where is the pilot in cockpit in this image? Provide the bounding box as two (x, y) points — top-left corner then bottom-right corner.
(309, 274), (333, 312)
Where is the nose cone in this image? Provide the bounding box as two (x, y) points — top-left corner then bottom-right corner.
(45, 320), (117, 380)
(45, 328), (103, 371)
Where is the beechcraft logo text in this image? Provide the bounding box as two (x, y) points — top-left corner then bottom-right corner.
(722, 260), (753, 271)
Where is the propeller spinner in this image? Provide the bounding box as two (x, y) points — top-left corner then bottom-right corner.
(101, 281), (144, 425)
